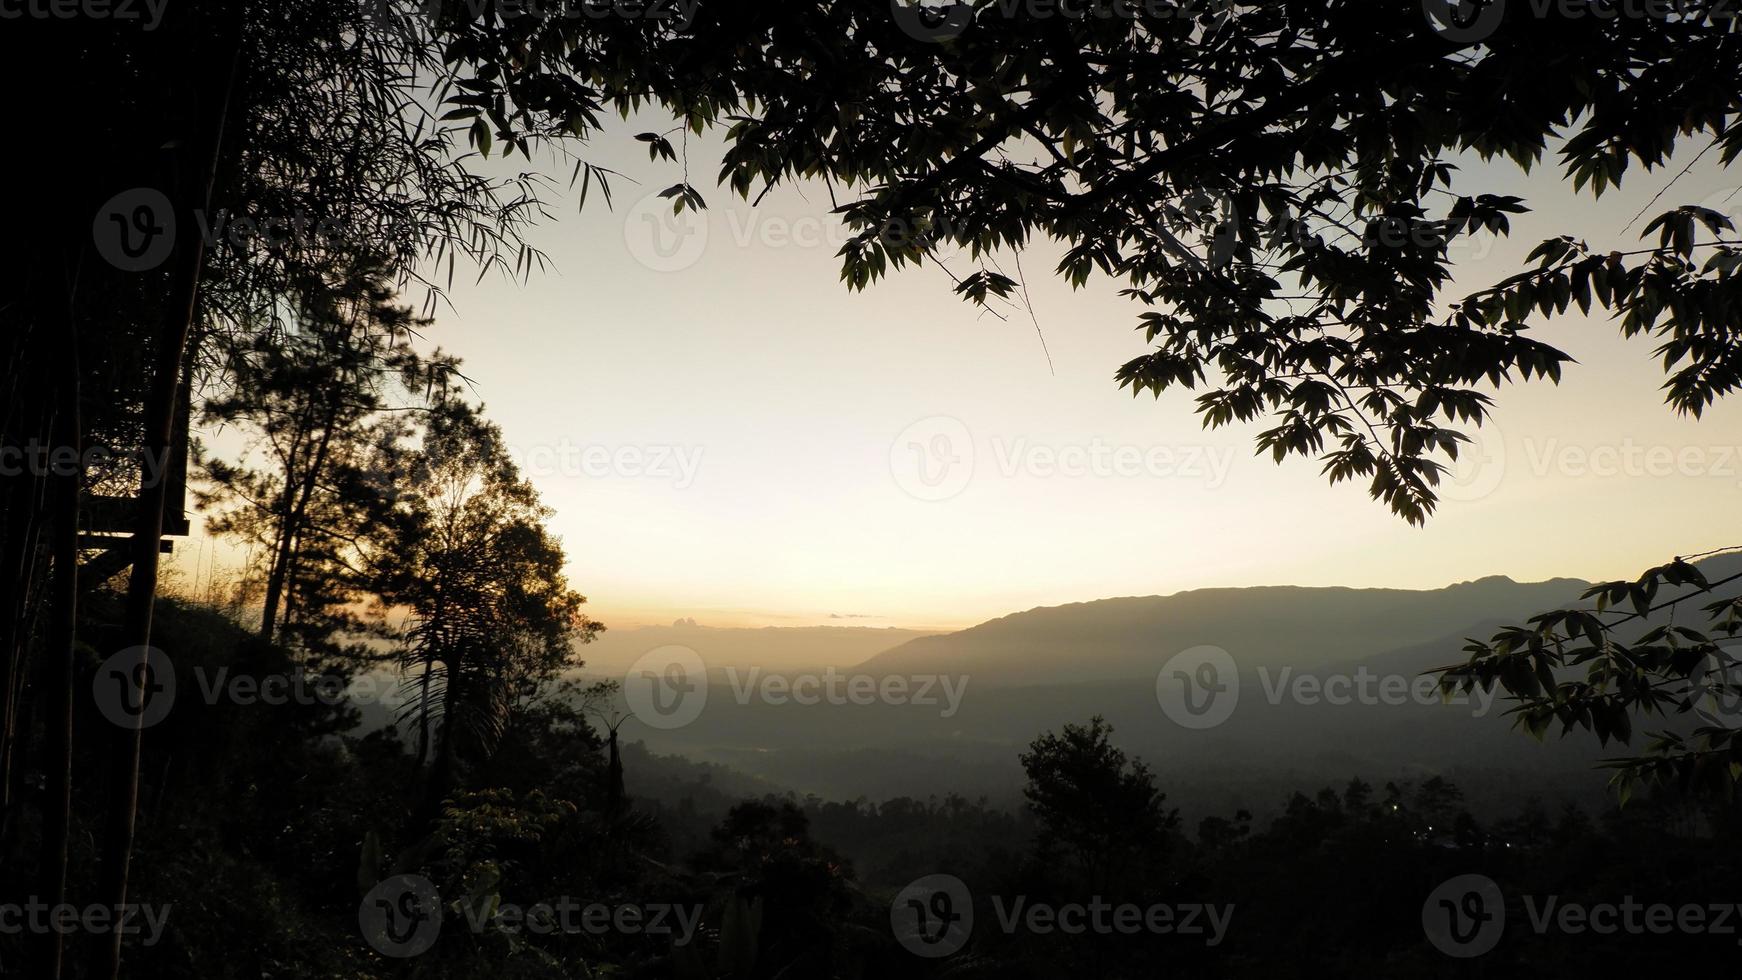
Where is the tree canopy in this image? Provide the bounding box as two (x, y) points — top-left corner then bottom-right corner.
(427, 0), (1742, 522)
(415, 0), (1742, 795)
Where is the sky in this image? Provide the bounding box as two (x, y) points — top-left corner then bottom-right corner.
(181, 115), (1742, 632)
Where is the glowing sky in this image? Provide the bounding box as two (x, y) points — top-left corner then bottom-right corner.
(184, 118), (1742, 631)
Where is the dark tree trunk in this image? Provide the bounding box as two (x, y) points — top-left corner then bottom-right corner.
(39, 300), (81, 980)
(93, 23), (240, 977)
(414, 659), (434, 772)
(259, 469), (300, 641)
(0, 474), (30, 822)
(0, 456), (47, 847)
(94, 244), (201, 980)
(268, 409), (339, 641)
(606, 726), (625, 818)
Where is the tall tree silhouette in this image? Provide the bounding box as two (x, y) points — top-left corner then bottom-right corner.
(197, 256), (442, 645)
(1020, 716), (1178, 893)
(374, 402), (600, 816)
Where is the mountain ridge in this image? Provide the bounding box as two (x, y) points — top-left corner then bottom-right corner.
(854, 561), (1741, 684)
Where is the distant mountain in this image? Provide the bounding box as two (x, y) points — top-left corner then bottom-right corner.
(859, 553), (1742, 684)
(572, 623), (943, 678)
(437, 556), (1742, 818)
(856, 575), (1591, 684)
